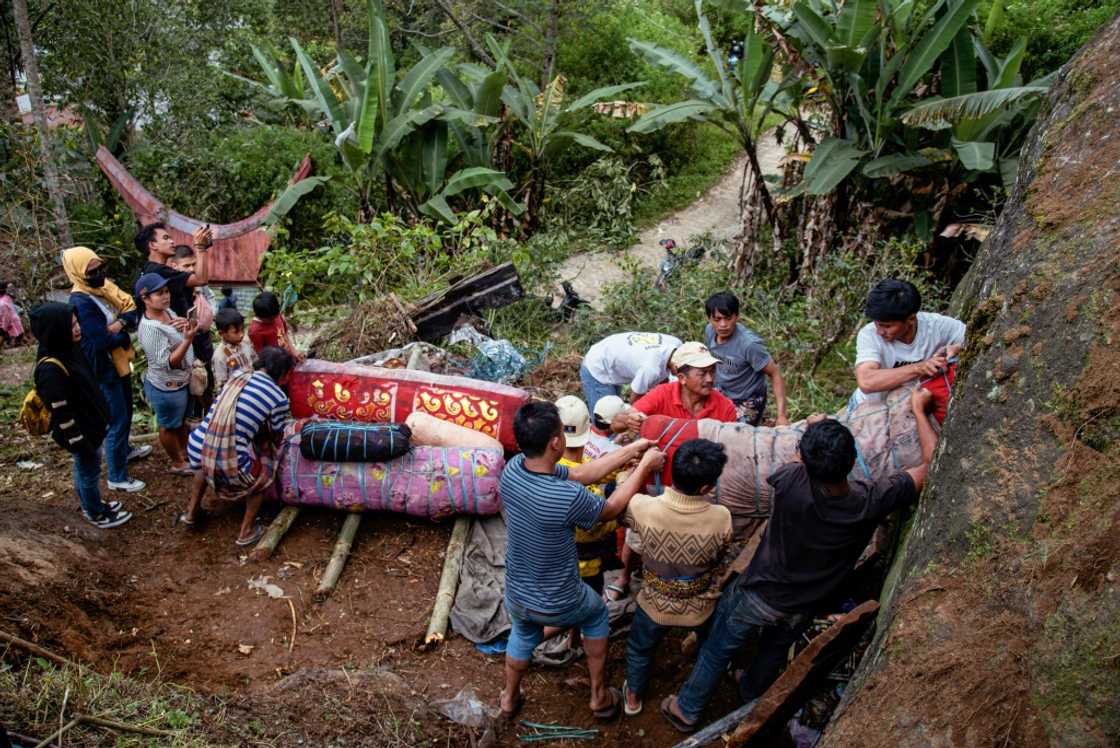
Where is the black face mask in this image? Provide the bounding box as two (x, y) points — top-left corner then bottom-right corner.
(85, 266), (107, 288)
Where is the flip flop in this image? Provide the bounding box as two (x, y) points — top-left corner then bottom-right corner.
(604, 583), (629, 602)
(174, 512), (195, 528)
(660, 695), (697, 734)
(499, 689), (524, 721)
(168, 466), (194, 476)
(235, 525), (265, 547)
(622, 680), (642, 717)
(592, 686), (622, 722)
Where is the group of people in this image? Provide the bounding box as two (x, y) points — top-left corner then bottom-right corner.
(30, 234), (967, 730)
(31, 222), (302, 541)
(497, 279), (964, 730)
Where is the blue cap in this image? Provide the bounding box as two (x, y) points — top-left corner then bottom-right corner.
(135, 272), (171, 297)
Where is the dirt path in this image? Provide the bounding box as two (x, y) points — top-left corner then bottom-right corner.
(557, 133), (785, 308)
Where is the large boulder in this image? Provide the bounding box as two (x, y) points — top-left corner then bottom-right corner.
(824, 17), (1120, 747)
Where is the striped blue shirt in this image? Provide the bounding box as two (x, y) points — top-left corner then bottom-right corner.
(187, 371), (290, 479)
(500, 454), (605, 613)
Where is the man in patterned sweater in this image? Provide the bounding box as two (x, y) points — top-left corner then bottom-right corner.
(621, 439), (732, 716)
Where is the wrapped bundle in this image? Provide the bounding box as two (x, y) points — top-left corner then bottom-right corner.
(641, 385), (925, 535)
(273, 431), (504, 519)
(298, 421), (412, 462)
(288, 359), (529, 451)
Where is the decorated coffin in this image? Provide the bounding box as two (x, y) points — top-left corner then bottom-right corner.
(273, 429), (505, 519)
(288, 359), (530, 452)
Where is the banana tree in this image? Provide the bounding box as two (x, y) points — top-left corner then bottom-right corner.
(627, 0), (800, 230)
(236, 0), (516, 223)
(487, 35), (645, 234)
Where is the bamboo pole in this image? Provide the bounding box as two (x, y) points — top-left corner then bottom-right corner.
(423, 516), (472, 647)
(250, 505), (301, 562)
(314, 512), (362, 602)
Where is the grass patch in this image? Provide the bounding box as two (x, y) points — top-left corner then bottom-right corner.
(0, 657), (212, 747)
(632, 127), (744, 228)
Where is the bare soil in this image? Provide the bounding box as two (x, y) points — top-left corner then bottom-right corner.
(1, 429), (743, 745)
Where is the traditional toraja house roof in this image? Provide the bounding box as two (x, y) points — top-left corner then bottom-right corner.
(95, 145), (314, 284)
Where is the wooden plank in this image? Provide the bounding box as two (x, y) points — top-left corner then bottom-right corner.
(410, 262), (524, 341)
(725, 600), (880, 746)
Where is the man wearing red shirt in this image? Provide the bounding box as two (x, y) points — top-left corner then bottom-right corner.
(612, 342), (737, 433)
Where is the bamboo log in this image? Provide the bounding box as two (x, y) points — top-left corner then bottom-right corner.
(0, 630), (76, 669)
(314, 512), (362, 602)
(671, 701), (757, 748)
(250, 505), (301, 562)
(423, 516), (472, 647)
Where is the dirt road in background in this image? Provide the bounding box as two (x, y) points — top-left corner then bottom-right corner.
(557, 133), (785, 308)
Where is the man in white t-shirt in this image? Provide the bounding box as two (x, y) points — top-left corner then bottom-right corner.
(580, 332), (682, 413)
(851, 279), (966, 406)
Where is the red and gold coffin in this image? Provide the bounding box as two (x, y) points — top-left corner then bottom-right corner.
(288, 359), (530, 452)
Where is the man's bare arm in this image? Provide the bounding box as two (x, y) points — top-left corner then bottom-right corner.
(599, 449), (664, 521)
(568, 438), (651, 486)
(855, 355), (945, 395)
(763, 360), (789, 425)
(186, 226), (211, 288)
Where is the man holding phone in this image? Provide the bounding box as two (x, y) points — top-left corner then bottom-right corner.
(135, 223), (214, 365)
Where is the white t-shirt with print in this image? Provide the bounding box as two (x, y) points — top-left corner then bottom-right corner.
(583, 332), (682, 395)
(852, 312), (965, 404)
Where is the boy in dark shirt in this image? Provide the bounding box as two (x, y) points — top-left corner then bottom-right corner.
(661, 413), (931, 733)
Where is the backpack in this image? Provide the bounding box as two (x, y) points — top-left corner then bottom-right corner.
(18, 357), (68, 436)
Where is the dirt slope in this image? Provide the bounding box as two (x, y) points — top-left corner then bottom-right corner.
(557, 133), (784, 308)
(824, 18), (1120, 747)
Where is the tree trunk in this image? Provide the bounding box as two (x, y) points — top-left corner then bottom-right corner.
(330, 0), (345, 52)
(12, 0), (71, 247)
(824, 19), (1120, 746)
(540, 0), (561, 91)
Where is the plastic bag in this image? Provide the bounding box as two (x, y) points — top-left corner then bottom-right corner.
(434, 687), (499, 727)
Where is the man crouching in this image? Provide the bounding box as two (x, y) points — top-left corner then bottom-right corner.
(498, 401), (664, 721)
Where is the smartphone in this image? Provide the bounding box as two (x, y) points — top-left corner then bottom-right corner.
(187, 303), (199, 326)
(203, 224), (214, 249)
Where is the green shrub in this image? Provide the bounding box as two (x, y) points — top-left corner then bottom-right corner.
(986, 0), (1120, 78)
(260, 206), (504, 307)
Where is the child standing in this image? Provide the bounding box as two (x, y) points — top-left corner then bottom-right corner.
(556, 395), (619, 596)
(30, 303), (132, 528)
(211, 307), (255, 392)
(248, 291), (302, 362)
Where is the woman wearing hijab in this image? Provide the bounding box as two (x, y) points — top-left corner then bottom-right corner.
(30, 302), (132, 528)
(63, 247), (149, 493)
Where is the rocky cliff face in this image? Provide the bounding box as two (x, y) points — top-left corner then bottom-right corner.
(824, 16), (1120, 747)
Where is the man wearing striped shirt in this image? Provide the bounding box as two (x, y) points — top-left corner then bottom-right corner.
(182, 347), (294, 545)
(498, 401), (665, 721)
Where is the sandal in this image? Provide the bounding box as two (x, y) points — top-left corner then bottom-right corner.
(174, 512), (196, 528)
(622, 680), (642, 717)
(499, 689), (524, 721)
(235, 524), (265, 547)
(168, 466), (194, 477)
(660, 695), (697, 734)
(604, 582), (629, 602)
(592, 686), (622, 722)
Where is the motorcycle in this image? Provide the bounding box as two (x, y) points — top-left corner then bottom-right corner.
(655, 238), (706, 290)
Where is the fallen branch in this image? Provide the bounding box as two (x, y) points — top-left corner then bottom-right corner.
(251, 505), (301, 562)
(0, 630), (75, 669)
(671, 701), (757, 748)
(315, 512), (362, 602)
(32, 713), (181, 747)
(423, 516), (471, 647)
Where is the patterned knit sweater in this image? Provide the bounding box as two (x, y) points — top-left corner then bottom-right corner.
(625, 488), (733, 626)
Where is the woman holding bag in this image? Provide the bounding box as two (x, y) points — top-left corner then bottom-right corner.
(64, 247), (149, 492)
